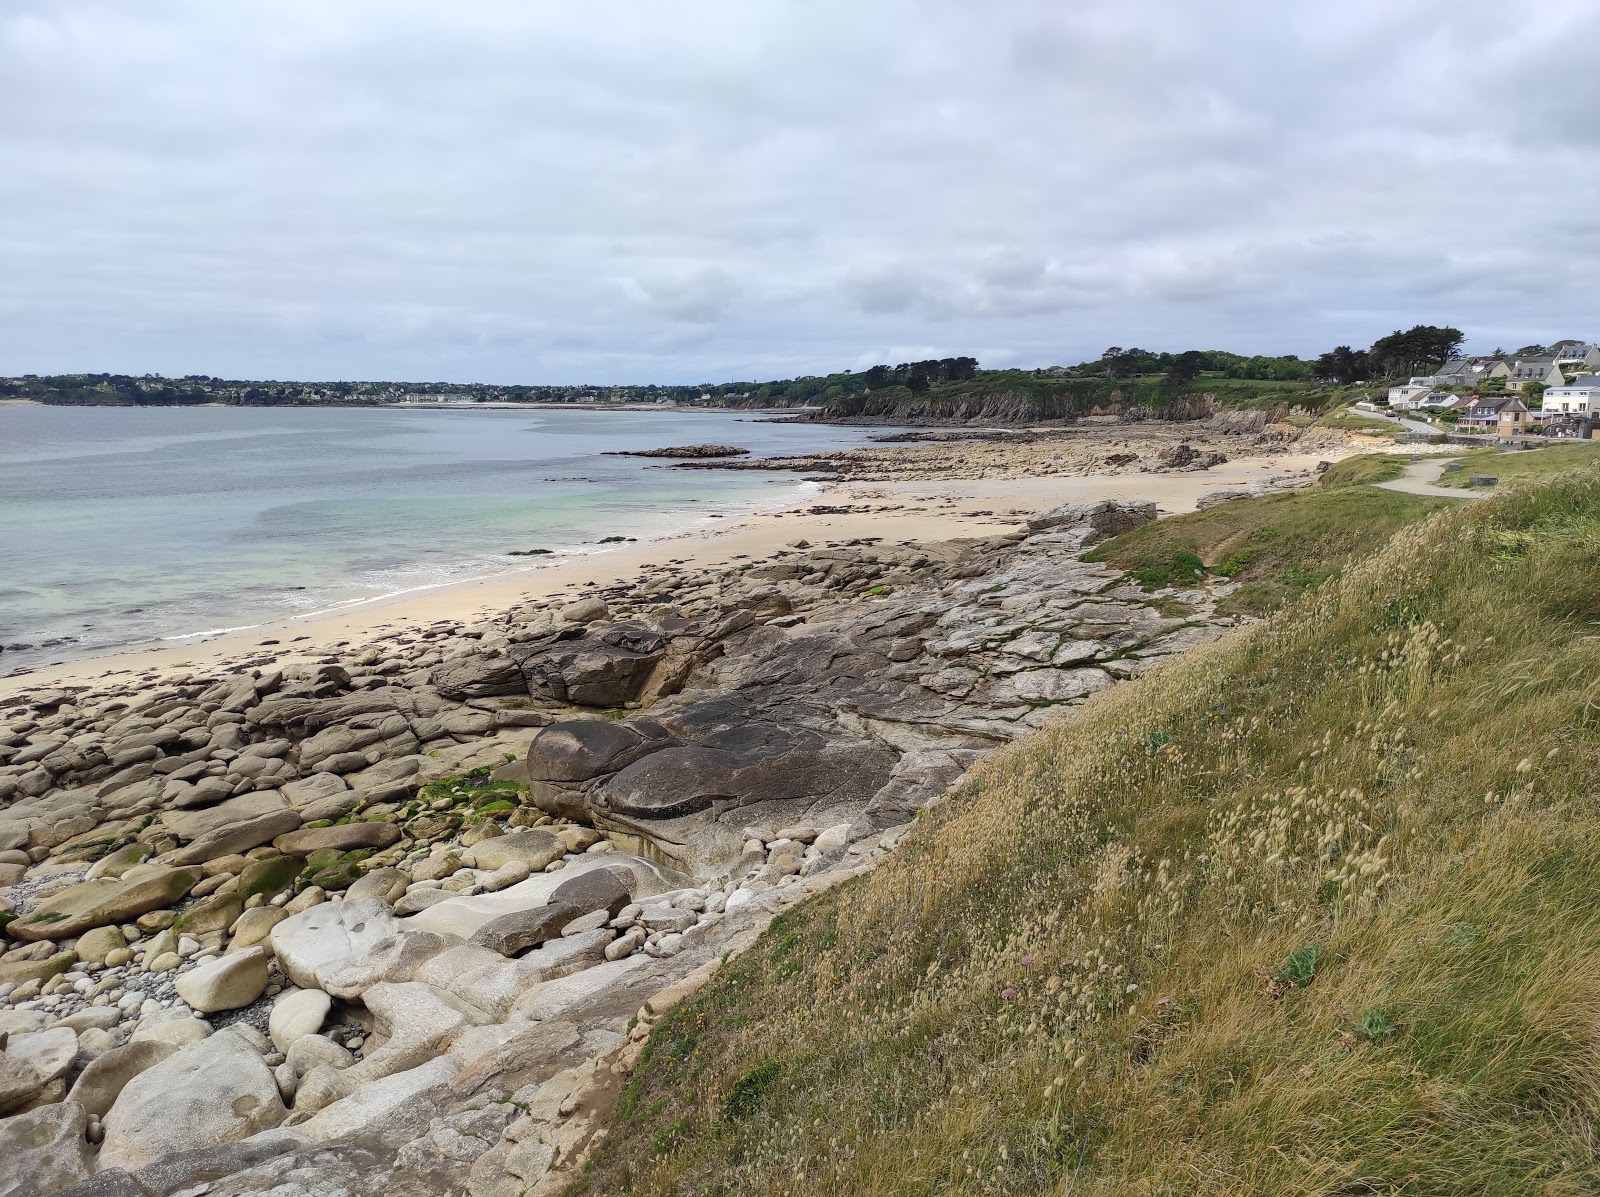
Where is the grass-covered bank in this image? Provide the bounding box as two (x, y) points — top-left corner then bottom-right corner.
(1080, 457), (1445, 614)
(572, 469), (1600, 1195)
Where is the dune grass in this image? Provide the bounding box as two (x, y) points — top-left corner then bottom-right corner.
(1079, 466), (1448, 614)
(571, 469), (1600, 1196)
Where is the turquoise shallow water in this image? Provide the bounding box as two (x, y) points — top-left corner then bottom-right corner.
(0, 405), (887, 667)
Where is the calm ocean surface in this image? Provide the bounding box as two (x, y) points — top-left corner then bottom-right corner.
(0, 405), (887, 667)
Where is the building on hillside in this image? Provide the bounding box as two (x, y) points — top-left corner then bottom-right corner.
(1551, 341), (1600, 370)
(1540, 375), (1600, 417)
(1387, 378), (1435, 409)
(1505, 356), (1565, 392)
(1420, 391), (1466, 410)
(1429, 357), (1509, 390)
(1459, 394), (1523, 433)
(1497, 398), (1533, 438)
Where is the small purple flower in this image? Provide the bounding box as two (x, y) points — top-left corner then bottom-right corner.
(1002, 986), (1018, 1001)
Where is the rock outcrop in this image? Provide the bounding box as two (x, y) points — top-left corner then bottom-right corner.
(0, 499), (1256, 1197)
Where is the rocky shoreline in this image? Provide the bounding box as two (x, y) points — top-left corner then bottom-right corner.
(0, 439), (1326, 1196)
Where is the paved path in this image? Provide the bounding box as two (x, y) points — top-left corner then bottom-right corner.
(1375, 458), (1486, 500)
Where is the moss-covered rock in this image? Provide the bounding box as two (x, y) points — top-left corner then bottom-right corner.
(237, 855), (301, 901)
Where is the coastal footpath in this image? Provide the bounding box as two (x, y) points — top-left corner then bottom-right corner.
(0, 423), (1356, 1196)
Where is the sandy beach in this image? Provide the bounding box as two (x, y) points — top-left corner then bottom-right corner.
(0, 434), (1349, 699)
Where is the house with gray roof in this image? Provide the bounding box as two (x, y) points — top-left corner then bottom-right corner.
(1504, 357), (1565, 392)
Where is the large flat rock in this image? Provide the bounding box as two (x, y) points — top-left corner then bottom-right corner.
(404, 854), (682, 941)
(8, 868), (199, 941)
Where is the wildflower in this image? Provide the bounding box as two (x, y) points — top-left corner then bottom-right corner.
(1002, 987), (1018, 1001)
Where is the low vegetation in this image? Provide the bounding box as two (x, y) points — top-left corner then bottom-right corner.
(573, 466), (1600, 1196)
(1080, 460), (1446, 614)
(1432, 441), (1600, 489)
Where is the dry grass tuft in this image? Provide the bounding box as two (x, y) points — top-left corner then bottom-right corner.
(573, 469), (1600, 1197)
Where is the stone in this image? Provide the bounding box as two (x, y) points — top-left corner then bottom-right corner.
(98, 1032), (287, 1171)
(605, 925), (646, 961)
(298, 1056), (459, 1147)
(1025, 498), (1157, 539)
(7, 869), (199, 941)
(480, 860), (531, 892)
(0, 1100), (94, 1197)
(269, 898), (402, 989)
(346, 867), (410, 904)
(560, 597), (609, 624)
(227, 904), (289, 950)
(299, 791), (364, 824)
(552, 825), (603, 853)
(236, 855), (301, 901)
(318, 929), (456, 1000)
(560, 909), (610, 936)
(84, 843), (152, 881)
(273, 822), (402, 855)
(57, 1008), (120, 1036)
(286, 1033), (354, 1078)
(73, 925), (128, 966)
(468, 830), (565, 873)
(65, 1040), (179, 1117)
(510, 955), (649, 1021)
(173, 947), (270, 1013)
(74, 1027), (119, 1063)
(0, 950), (78, 986)
(524, 719), (677, 785)
(394, 886), (455, 915)
(280, 772), (349, 811)
(268, 988), (331, 1052)
(0, 1054), (46, 1115)
(130, 1017), (211, 1048)
(548, 865), (633, 919)
(175, 892), (243, 937)
(467, 902), (582, 957)
(6, 1027), (79, 1085)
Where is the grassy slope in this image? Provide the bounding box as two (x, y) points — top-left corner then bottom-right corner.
(573, 468), (1600, 1196)
(1080, 459), (1446, 615)
(1433, 442), (1600, 489)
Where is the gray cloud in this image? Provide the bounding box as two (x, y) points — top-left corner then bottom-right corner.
(1, 0), (1596, 383)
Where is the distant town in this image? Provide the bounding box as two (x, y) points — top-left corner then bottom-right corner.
(1375, 339), (1600, 440)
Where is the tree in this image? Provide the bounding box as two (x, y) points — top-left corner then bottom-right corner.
(1523, 381), (1548, 408)
(1168, 350), (1207, 387)
(905, 372), (931, 394)
(1315, 345), (1371, 385)
(1368, 325), (1464, 380)
(863, 365), (890, 390)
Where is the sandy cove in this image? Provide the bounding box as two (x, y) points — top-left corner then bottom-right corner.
(0, 434), (1353, 701)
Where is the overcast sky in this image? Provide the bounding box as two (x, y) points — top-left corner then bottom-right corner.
(2, 1), (1596, 384)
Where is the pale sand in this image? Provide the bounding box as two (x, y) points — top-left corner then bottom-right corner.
(0, 448), (1338, 698)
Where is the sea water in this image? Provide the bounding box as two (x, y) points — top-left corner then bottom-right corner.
(0, 404), (889, 668)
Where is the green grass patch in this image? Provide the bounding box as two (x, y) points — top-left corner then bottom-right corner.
(1319, 453), (1408, 488)
(1431, 441), (1600, 489)
(1082, 483), (1450, 614)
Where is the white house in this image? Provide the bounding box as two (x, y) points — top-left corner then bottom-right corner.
(1540, 375), (1600, 416)
(1387, 378), (1435, 409)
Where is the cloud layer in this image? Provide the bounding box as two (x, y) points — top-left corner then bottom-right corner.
(2, 0), (1596, 382)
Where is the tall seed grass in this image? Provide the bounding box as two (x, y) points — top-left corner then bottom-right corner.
(573, 470), (1600, 1197)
